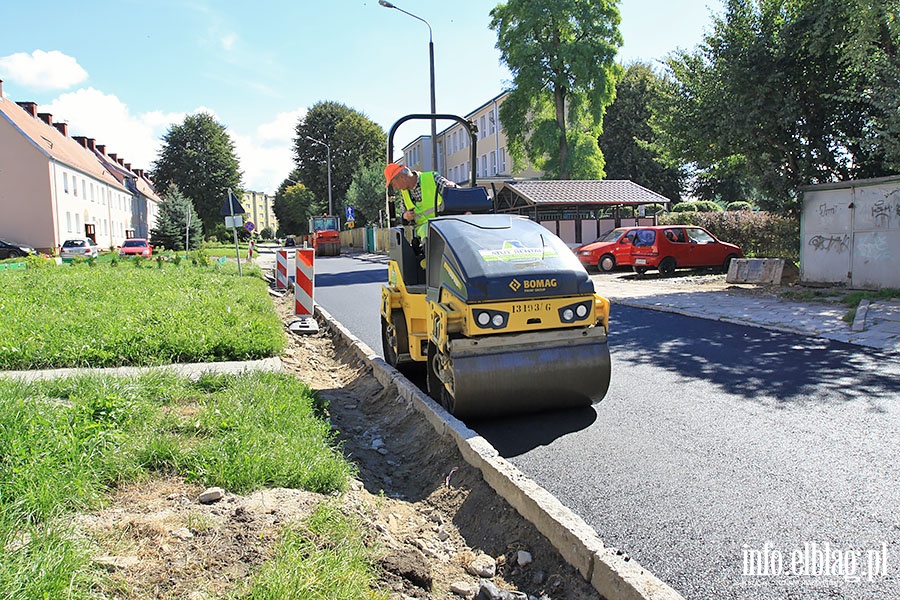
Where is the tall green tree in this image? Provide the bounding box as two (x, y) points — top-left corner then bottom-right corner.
(344, 163), (387, 227)
(149, 185), (203, 251)
(292, 101), (386, 217)
(660, 0), (898, 214)
(489, 0), (622, 179)
(151, 112), (243, 234)
(599, 62), (684, 201)
(844, 0), (900, 170)
(273, 178), (318, 236)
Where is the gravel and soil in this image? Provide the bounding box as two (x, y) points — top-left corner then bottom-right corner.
(71, 292), (603, 600)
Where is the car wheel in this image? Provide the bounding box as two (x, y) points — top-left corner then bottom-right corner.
(722, 254), (738, 274)
(8, 250), (23, 259)
(598, 254), (616, 273)
(633, 266), (648, 275)
(659, 257), (676, 277)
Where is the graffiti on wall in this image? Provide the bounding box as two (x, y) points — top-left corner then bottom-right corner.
(872, 199), (893, 228)
(809, 234), (850, 253)
(856, 234), (890, 261)
(818, 203), (836, 218)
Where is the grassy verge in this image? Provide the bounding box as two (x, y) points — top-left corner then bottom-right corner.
(243, 502), (387, 600)
(0, 261), (283, 370)
(0, 371), (366, 598)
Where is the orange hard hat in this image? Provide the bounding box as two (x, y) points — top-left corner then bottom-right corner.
(384, 163), (405, 187)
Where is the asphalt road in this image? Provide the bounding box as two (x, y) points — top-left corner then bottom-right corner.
(312, 254), (900, 600)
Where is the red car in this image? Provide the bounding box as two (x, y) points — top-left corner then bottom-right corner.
(574, 225), (742, 276)
(573, 227), (639, 272)
(118, 238), (153, 258)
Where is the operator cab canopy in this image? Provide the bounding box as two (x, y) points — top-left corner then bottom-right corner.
(426, 214), (594, 303)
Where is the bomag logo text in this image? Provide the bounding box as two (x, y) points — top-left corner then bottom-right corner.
(523, 278), (557, 289)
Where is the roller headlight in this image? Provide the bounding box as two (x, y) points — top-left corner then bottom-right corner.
(558, 300), (593, 323)
(473, 309), (509, 330)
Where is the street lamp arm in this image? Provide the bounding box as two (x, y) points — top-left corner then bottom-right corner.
(380, 2), (432, 41)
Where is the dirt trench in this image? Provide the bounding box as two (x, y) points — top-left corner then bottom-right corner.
(73, 294), (602, 600)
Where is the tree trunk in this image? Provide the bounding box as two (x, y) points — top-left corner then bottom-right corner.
(555, 86), (569, 179)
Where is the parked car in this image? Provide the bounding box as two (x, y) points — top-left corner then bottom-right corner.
(573, 225), (743, 276)
(631, 226), (743, 276)
(60, 237), (99, 261)
(0, 238), (36, 259)
(573, 227), (639, 272)
(118, 238), (153, 258)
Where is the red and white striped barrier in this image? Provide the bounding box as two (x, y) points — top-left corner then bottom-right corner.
(294, 248), (315, 317)
(275, 250), (289, 289)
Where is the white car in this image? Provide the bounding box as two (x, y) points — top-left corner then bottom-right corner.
(60, 237), (99, 261)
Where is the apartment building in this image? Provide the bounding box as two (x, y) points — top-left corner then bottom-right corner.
(240, 190), (278, 234)
(401, 91), (541, 186)
(0, 80), (159, 253)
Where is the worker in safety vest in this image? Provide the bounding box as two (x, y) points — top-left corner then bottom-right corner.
(384, 163), (456, 239)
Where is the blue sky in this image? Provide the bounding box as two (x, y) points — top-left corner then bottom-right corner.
(1, 0), (723, 194)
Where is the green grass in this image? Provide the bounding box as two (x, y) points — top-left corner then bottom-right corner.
(0, 261), (284, 370)
(780, 287), (900, 306)
(242, 502), (387, 600)
(0, 371), (358, 597)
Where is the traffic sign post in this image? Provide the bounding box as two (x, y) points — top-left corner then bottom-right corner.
(222, 188), (245, 276)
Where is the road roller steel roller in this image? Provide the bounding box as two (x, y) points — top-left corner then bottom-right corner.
(381, 114), (611, 419)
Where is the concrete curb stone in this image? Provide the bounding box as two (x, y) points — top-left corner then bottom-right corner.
(316, 304), (685, 600)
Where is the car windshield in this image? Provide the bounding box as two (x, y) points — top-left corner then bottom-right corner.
(123, 240), (146, 247)
(595, 228), (627, 243)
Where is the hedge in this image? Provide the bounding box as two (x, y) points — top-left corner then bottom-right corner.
(658, 210), (800, 262)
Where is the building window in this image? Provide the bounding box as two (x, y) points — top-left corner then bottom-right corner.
(73, 177), (78, 197)
(481, 155), (487, 177)
(479, 116), (486, 139)
(63, 173), (69, 194)
(82, 180), (87, 199)
(489, 111), (496, 134)
(66, 212), (72, 232)
(490, 151), (497, 176)
(75, 213), (81, 231)
(500, 148), (507, 173)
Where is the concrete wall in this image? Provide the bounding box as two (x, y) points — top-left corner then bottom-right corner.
(802, 177), (900, 289)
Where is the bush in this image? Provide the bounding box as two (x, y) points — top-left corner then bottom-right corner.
(726, 201), (754, 211)
(672, 200), (724, 213)
(659, 210), (800, 261)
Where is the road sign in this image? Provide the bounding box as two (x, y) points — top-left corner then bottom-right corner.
(244, 221), (255, 232)
(220, 189), (246, 216)
(225, 215), (243, 229)
(346, 205), (355, 222)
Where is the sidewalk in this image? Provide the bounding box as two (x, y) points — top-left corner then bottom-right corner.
(347, 251), (900, 354)
(590, 271), (900, 354)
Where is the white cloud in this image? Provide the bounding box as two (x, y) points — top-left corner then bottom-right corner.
(39, 86), (299, 194)
(0, 50), (88, 91)
(221, 33), (238, 51)
(41, 88), (178, 171)
(233, 108), (306, 194)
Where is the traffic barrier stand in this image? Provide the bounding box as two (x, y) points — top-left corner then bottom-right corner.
(275, 250), (289, 289)
(289, 248), (318, 334)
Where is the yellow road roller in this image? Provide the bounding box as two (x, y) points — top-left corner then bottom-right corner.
(380, 114), (611, 419)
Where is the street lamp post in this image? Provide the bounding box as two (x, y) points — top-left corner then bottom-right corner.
(379, 0), (437, 172)
(305, 136), (333, 216)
